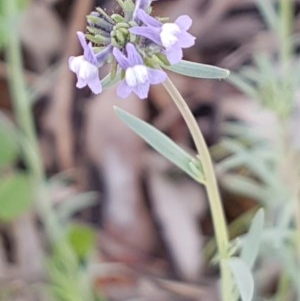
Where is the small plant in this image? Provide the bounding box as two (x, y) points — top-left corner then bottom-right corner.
(67, 1), (265, 301)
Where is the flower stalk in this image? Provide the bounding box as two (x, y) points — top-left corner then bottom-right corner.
(67, 1), (233, 299)
(163, 77), (233, 301)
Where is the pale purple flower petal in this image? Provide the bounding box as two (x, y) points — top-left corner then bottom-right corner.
(95, 44), (114, 64)
(133, 0), (154, 20)
(132, 10), (196, 65)
(166, 46), (182, 64)
(117, 81), (132, 98)
(177, 31), (196, 48)
(126, 43), (143, 65)
(136, 8), (161, 28)
(70, 56), (101, 93)
(175, 15), (192, 31)
(129, 26), (162, 45)
(113, 47), (130, 69)
(133, 82), (150, 99)
(76, 77), (87, 89)
(76, 32), (97, 65)
(147, 69), (167, 84)
(137, 0), (157, 10)
(77, 32), (89, 54)
(88, 75), (103, 94)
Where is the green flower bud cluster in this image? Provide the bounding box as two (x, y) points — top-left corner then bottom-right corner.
(86, 1), (137, 49)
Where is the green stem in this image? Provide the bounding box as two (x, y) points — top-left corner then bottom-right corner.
(4, 0), (60, 243)
(163, 77), (233, 301)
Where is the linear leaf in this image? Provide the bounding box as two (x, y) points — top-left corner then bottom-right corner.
(228, 257), (254, 301)
(165, 60), (230, 79)
(255, 0), (279, 32)
(114, 107), (204, 182)
(221, 174), (269, 205)
(227, 73), (258, 100)
(241, 208), (264, 269)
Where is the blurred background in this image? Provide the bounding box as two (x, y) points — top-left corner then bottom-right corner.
(1, 0), (300, 300)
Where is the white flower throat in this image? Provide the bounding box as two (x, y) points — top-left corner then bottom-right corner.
(125, 65), (148, 87)
(160, 23), (180, 48)
(71, 56), (98, 80)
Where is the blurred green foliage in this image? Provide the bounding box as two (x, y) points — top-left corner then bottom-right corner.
(0, 117), (18, 168)
(0, 0), (29, 49)
(0, 171), (33, 222)
(68, 224), (96, 260)
(0, 116), (34, 222)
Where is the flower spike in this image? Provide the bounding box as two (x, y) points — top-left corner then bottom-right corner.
(68, 1), (196, 97)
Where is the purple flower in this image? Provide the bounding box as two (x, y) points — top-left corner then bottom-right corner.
(69, 31), (112, 94)
(113, 43), (167, 99)
(130, 9), (195, 64)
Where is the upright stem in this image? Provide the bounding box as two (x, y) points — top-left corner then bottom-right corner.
(163, 77), (233, 301)
(4, 0), (60, 243)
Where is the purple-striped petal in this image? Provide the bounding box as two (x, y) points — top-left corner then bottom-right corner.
(117, 81), (132, 98)
(113, 47), (129, 69)
(126, 43), (143, 66)
(175, 15), (192, 31)
(136, 8), (161, 28)
(147, 68), (167, 84)
(129, 26), (162, 45)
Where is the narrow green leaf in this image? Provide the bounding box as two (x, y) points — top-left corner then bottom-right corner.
(114, 107), (204, 182)
(241, 209), (264, 269)
(165, 60), (230, 79)
(228, 257), (254, 301)
(0, 172), (33, 222)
